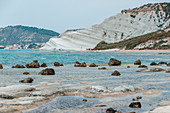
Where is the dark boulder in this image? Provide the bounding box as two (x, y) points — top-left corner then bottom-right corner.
(82, 99), (87, 102)
(41, 63), (47, 67)
(23, 72), (30, 75)
(38, 68), (55, 75)
(54, 62), (60, 66)
(134, 59), (141, 65)
(74, 61), (87, 67)
(158, 62), (167, 65)
(81, 62), (87, 67)
(150, 62), (158, 66)
(19, 77), (33, 83)
(129, 102), (141, 108)
(25, 60), (40, 68)
(127, 66), (131, 68)
(108, 58), (121, 66)
(0, 64), (3, 69)
(74, 61), (81, 67)
(138, 65), (147, 68)
(60, 64), (64, 66)
(98, 67), (107, 70)
(167, 63), (170, 66)
(12, 64), (25, 68)
(111, 71), (121, 76)
(89, 63), (98, 67)
(106, 108), (118, 113)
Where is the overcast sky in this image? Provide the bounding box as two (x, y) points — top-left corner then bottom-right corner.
(0, 0), (169, 33)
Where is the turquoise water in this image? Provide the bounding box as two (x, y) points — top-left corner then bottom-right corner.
(0, 49), (169, 66)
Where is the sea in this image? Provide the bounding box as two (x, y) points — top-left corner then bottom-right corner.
(0, 49), (170, 66)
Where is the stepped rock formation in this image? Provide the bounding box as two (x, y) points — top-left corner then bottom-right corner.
(41, 3), (170, 51)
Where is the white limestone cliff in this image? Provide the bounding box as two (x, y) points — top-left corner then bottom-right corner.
(41, 3), (170, 51)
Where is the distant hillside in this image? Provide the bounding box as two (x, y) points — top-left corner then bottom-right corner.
(0, 25), (59, 49)
(95, 26), (170, 50)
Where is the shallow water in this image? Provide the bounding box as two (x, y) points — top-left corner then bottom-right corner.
(0, 49), (170, 66)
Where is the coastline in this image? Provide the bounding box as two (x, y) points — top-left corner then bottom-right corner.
(79, 49), (170, 53)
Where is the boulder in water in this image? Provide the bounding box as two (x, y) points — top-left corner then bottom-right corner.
(111, 70), (121, 76)
(38, 68), (55, 75)
(129, 102), (141, 108)
(19, 77), (34, 83)
(108, 58), (121, 66)
(41, 63), (47, 67)
(25, 60), (40, 68)
(0, 64), (3, 69)
(150, 62), (158, 66)
(12, 64), (25, 68)
(89, 63), (98, 67)
(134, 59), (141, 65)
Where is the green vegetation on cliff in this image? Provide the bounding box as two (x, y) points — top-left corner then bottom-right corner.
(95, 29), (170, 50)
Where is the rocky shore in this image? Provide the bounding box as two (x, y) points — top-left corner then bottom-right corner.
(0, 59), (170, 113)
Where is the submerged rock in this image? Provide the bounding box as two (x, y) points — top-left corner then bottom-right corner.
(23, 72), (30, 75)
(108, 58), (121, 66)
(12, 64), (25, 68)
(150, 62), (158, 66)
(38, 68), (55, 75)
(98, 67), (107, 70)
(111, 70), (121, 76)
(41, 63), (47, 67)
(25, 60), (40, 68)
(137, 68), (165, 72)
(138, 65), (147, 68)
(89, 63), (98, 67)
(19, 77), (34, 83)
(158, 62), (167, 65)
(134, 59), (141, 65)
(0, 64), (3, 69)
(114, 85), (135, 92)
(90, 86), (111, 93)
(129, 102), (141, 108)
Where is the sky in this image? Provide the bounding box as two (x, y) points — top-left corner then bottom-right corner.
(0, 0), (169, 33)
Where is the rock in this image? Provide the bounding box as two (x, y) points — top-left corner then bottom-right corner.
(81, 62), (87, 67)
(106, 108), (117, 113)
(30, 88), (65, 96)
(111, 70), (121, 76)
(23, 72), (30, 75)
(0, 85), (35, 92)
(0, 107), (18, 113)
(98, 67), (107, 70)
(90, 86), (111, 93)
(167, 63), (170, 66)
(158, 62), (167, 65)
(74, 61), (87, 67)
(95, 104), (107, 107)
(138, 65), (147, 68)
(149, 68), (165, 72)
(82, 99), (87, 102)
(38, 68), (55, 75)
(129, 102), (141, 108)
(136, 96), (142, 100)
(54, 62), (60, 66)
(166, 69), (170, 73)
(25, 60), (40, 68)
(74, 61), (81, 67)
(108, 58), (121, 66)
(12, 64), (25, 68)
(114, 85), (135, 92)
(89, 63), (98, 67)
(127, 66), (131, 68)
(134, 59), (141, 65)
(60, 64), (64, 66)
(19, 77), (34, 83)
(137, 68), (165, 72)
(41, 63), (47, 67)
(0, 64), (3, 69)
(150, 62), (158, 66)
